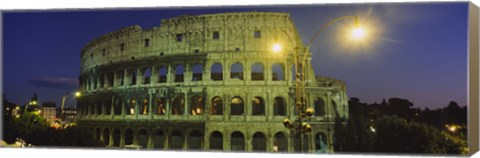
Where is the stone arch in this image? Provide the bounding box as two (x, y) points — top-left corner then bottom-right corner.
(230, 96), (244, 115)
(124, 128), (134, 145)
(153, 129), (165, 149)
(251, 62), (264, 81)
(314, 98), (326, 116)
(293, 133), (309, 152)
(174, 64), (185, 82)
(130, 69), (137, 85)
(273, 96), (286, 116)
(114, 98), (122, 115)
(96, 100), (102, 115)
(169, 130), (184, 150)
(188, 130), (203, 150)
(230, 131), (245, 151)
(137, 129), (148, 148)
(274, 132), (288, 152)
(95, 127), (101, 141)
(171, 95), (185, 115)
(230, 62), (243, 80)
(209, 131), (223, 150)
(210, 96), (223, 115)
(113, 128), (121, 147)
(189, 94), (204, 115)
(158, 66), (167, 83)
(103, 128), (110, 146)
(272, 63), (285, 81)
(252, 132), (267, 152)
(143, 68), (151, 84)
(315, 132), (328, 152)
(192, 64), (203, 81)
(252, 96), (265, 115)
(105, 98), (112, 115)
(211, 63), (223, 81)
(141, 98), (148, 115)
(127, 99), (135, 115)
(155, 97), (166, 115)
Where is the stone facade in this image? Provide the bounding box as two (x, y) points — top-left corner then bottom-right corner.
(77, 12), (348, 153)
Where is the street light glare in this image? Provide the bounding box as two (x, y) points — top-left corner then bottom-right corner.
(75, 91), (81, 97)
(272, 43), (282, 53)
(352, 27), (365, 39)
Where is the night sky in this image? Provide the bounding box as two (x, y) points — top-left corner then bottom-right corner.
(2, 2), (468, 109)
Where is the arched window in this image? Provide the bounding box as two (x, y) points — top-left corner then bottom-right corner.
(211, 63), (223, 81)
(190, 95), (204, 115)
(252, 96), (265, 115)
(153, 130), (164, 149)
(188, 130), (203, 150)
(93, 77), (97, 89)
(192, 64), (203, 81)
(169, 130), (184, 149)
(252, 132), (266, 152)
(108, 72), (114, 87)
(130, 69), (137, 85)
(231, 131), (244, 151)
(211, 96), (223, 115)
(175, 65), (185, 82)
(273, 97), (286, 116)
(251, 62), (264, 80)
(138, 129), (148, 148)
(141, 99), (148, 115)
(209, 131), (223, 150)
(118, 71), (125, 86)
(143, 68), (151, 84)
(314, 98), (326, 116)
(156, 98), (166, 115)
(127, 99), (135, 115)
(158, 66), (167, 83)
(293, 133), (309, 152)
(274, 132), (287, 152)
(315, 132), (328, 152)
(230, 62), (243, 80)
(95, 128), (101, 141)
(105, 99), (112, 115)
(99, 74), (105, 88)
(230, 97), (244, 115)
(171, 95), (184, 115)
(124, 129), (133, 145)
(96, 101), (102, 115)
(272, 63), (285, 81)
(114, 99), (122, 115)
(103, 128), (110, 146)
(113, 128), (121, 147)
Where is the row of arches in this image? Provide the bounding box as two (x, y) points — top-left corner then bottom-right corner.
(94, 127), (329, 152)
(82, 62), (289, 91)
(79, 95), (310, 117)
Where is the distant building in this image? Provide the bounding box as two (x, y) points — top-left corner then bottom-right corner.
(41, 102), (57, 123)
(62, 107), (77, 125)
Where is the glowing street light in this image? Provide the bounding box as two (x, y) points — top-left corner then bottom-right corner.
(272, 15), (365, 153)
(75, 91), (81, 98)
(352, 27), (365, 39)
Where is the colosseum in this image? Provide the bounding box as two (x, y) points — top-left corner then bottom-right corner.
(76, 12), (349, 153)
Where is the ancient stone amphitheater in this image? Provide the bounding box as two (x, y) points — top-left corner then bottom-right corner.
(77, 12), (348, 153)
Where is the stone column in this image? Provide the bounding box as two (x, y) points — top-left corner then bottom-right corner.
(167, 65), (173, 83)
(120, 129), (125, 148)
(109, 129), (114, 147)
(149, 92), (153, 117)
(184, 92), (189, 116)
(111, 96), (115, 117)
(136, 68), (142, 85)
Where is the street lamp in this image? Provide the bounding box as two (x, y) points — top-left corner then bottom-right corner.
(273, 15), (364, 153)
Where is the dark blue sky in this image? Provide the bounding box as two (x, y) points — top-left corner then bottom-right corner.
(2, 2), (468, 109)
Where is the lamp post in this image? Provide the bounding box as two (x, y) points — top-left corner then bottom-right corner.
(274, 15), (364, 153)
